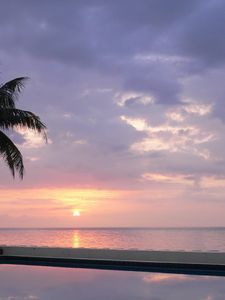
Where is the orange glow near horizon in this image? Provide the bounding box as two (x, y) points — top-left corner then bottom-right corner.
(0, 188), (121, 214)
(0, 188), (119, 203)
(0, 187), (162, 227)
(2, 184), (225, 227)
(0, 187), (128, 226)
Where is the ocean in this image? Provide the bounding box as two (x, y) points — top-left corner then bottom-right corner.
(0, 227), (225, 251)
(1, 228), (225, 299)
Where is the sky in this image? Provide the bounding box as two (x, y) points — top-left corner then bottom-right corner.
(0, 0), (225, 227)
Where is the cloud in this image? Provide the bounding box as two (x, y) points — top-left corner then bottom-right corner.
(121, 115), (215, 159)
(175, 0), (225, 68)
(142, 173), (193, 186)
(16, 128), (48, 149)
(166, 102), (213, 122)
(116, 92), (154, 107)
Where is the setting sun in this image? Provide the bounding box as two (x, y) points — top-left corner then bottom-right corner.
(73, 210), (81, 217)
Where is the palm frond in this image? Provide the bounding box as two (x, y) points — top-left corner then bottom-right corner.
(0, 130), (24, 178)
(0, 108), (47, 141)
(0, 77), (29, 108)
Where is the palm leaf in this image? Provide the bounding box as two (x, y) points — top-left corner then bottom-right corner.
(0, 130), (24, 178)
(0, 77), (29, 108)
(0, 108), (47, 141)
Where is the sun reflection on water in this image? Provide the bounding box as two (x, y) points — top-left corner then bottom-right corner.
(72, 231), (80, 248)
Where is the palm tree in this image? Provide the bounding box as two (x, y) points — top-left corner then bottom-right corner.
(0, 77), (47, 179)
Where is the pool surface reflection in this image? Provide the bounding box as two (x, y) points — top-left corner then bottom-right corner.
(0, 265), (225, 299)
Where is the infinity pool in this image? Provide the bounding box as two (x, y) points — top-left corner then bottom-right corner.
(0, 265), (225, 300)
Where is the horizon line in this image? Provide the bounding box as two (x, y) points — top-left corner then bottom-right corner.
(0, 226), (225, 230)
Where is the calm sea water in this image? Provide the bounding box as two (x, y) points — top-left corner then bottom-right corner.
(0, 227), (225, 251)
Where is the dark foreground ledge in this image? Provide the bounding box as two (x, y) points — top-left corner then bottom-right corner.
(1, 246), (225, 276)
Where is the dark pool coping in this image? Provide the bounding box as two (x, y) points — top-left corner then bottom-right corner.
(1, 246), (225, 276)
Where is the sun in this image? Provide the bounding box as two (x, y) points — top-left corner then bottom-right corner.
(73, 210), (81, 217)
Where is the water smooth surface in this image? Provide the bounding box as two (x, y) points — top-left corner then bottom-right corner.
(0, 265), (225, 300)
(0, 227), (225, 251)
